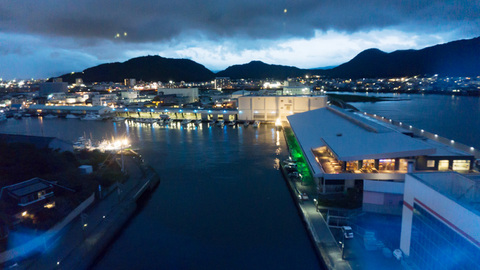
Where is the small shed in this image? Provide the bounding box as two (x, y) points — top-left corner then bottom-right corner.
(78, 165), (93, 174)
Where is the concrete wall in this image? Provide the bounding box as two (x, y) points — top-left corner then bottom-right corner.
(157, 88), (199, 103)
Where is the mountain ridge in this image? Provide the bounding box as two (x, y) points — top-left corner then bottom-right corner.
(57, 36), (480, 82)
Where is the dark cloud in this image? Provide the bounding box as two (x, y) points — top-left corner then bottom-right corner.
(0, 0), (478, 43)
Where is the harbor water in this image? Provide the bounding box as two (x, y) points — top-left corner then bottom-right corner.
(345, 93), (480, 149)
(0, 119), (321, 269)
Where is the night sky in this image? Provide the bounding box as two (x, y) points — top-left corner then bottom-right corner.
(0, 0), (479, 79)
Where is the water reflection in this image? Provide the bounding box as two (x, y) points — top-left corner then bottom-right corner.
(1, 118), (322, 270)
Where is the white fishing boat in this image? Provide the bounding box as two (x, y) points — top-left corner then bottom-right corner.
(112, 116), (126, 122)
(44, 114), (58, 119)
(252, 121), (260, 128)
(228, 120), (236, 126)
(243, 121), (250, 127)
(144, 118), (156, 124)
(194, 120), (202, 125)
(216, 120), (225, 127)
(81, 113), (102, 121)
(66, 114), (79, 119)
(73, 136), (93, 150)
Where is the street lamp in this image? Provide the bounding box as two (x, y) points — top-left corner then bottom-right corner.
(313, 198), (319, 212)
(340, 231), (346, 259)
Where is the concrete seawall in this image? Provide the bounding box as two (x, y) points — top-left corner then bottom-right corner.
(280, 166), (329, 270)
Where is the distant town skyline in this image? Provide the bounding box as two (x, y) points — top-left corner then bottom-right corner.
(1, 1), (479, 80)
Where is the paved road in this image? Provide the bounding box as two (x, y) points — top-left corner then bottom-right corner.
(287, 176), (352, 270)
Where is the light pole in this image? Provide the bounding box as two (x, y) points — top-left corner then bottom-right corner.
(340, 231), (346, 259)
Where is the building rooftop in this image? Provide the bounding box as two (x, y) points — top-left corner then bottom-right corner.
(321, 132), (435, 161)
(287, 106), (473, 176)
(29, 104), (111, 112)
(1, 177), (53, 199)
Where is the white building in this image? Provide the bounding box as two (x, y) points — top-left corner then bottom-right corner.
(400, 172), (480, 269)
(237, 96), (327, 121)
(287, 107), (477, 214)
(282, 80), (312, 95)
(157, 88), (199, 103)
(92, 94), (117, 106)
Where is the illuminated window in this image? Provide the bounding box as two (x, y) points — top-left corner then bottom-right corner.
(346, 161), (358, 172)
(399, 159), (408, 172)
(452, 160), (470, 171)
(361, 159), (375, 172)
(438, 160), (449, 171)
(379, 159), (395, 171)
(427, 160), (435, 168)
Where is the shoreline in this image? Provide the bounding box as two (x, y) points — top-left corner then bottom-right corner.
(11, 153), (160, 270)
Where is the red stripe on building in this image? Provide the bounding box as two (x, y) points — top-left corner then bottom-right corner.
(414, 198), (480, 249)
(403, 201), (413, 211)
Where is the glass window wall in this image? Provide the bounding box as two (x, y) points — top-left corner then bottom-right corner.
(399, 159), (408, 172)
(438, 160), (449, 171)
(379, 159), (395, 171)
(452, 160), (470, 171)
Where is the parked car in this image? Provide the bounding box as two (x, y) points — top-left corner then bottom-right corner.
(288, 172), (302, 179)
(282, 159), (296, 166)
(298, 193), (309, 201)
(342, 226), (354, 239)
(284, 164), (297, 171)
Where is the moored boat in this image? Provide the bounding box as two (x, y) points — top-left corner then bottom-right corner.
(112, 116), (126, 122)
(81, 113), (102, 121)
(66, 114), (79, 119)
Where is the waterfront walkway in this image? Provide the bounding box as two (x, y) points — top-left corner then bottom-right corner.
(283, 171), (352, 270)
(13, 155), (153, 270)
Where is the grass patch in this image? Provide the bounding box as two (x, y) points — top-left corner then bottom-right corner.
(284, 127), (314, 185)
